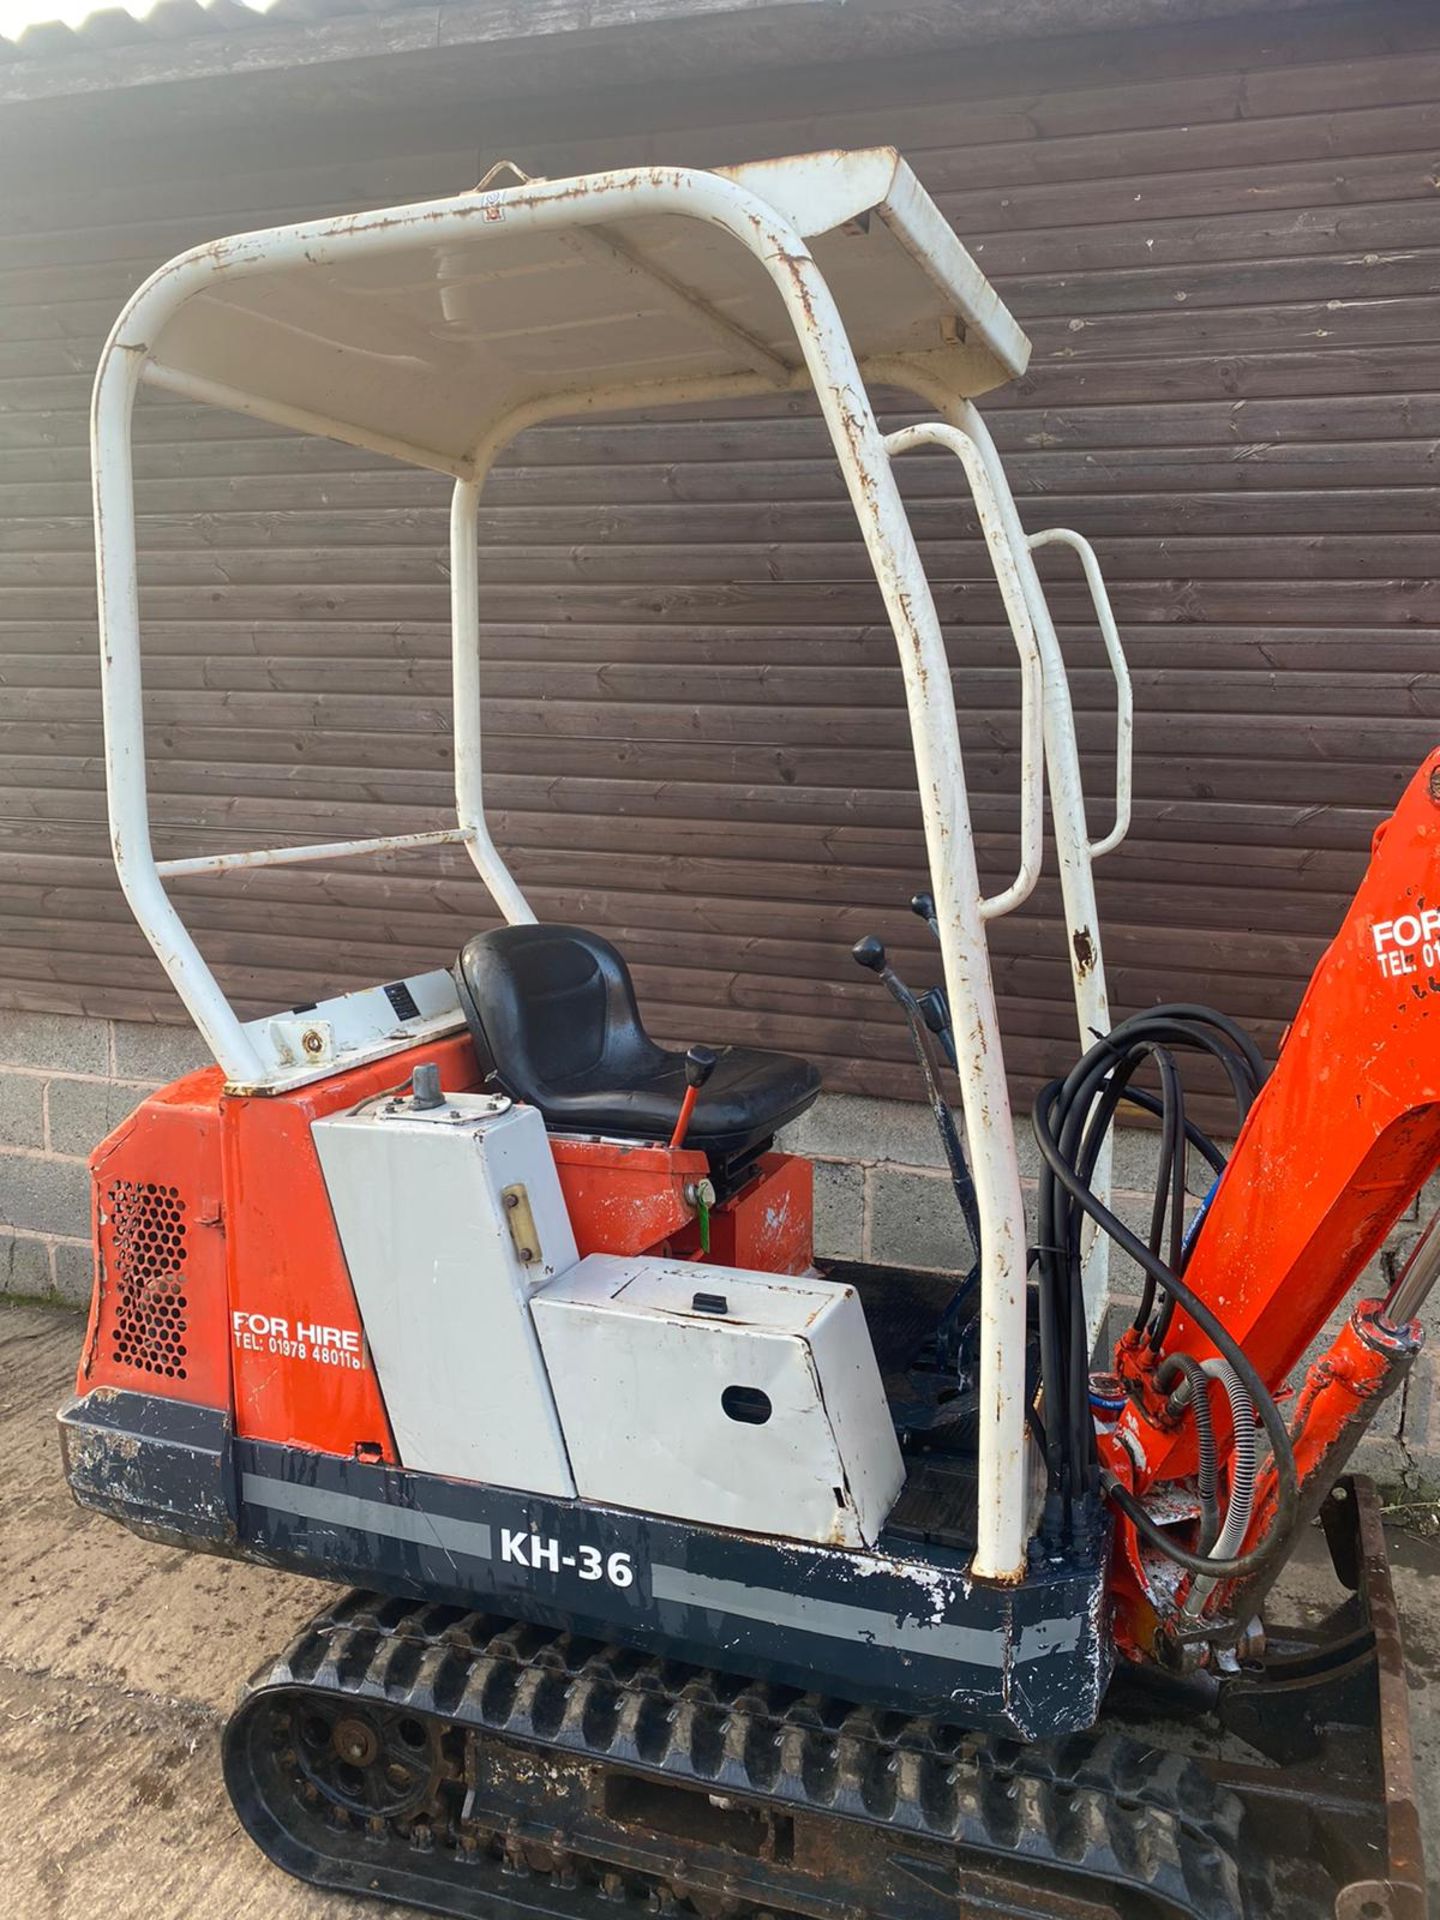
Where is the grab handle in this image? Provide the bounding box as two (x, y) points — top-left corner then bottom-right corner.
(1027, 527), (1132, 859)
(884, 421), (1044, 921)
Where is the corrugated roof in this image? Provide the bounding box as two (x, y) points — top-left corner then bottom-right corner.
(0, 0), (1324, 113)
(0, 0), (847, 113)
(0, 0), (426, 64)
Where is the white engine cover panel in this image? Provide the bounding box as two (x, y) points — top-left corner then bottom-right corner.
(313, 1094), (577, 1497)
(532, 1254), (904, 1548)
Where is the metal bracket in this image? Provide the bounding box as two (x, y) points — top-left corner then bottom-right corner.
(501, 1183), (543, 1269)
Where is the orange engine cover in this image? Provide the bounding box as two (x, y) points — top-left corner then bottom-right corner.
(552, 1138), (813, 1275)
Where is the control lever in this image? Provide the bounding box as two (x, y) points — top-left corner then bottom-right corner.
(916, 987), (958, 1072)
(907, 894), (958, 1070)
(669, 1045), (718, 1151)
(910, 891), (940, 938)
(851, 937), (982, 1256)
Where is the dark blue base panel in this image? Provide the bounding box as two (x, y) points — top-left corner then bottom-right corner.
(59, 1390), (1112, 1742)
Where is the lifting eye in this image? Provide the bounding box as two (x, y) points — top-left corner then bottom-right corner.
(721, 1385), (772, 1425)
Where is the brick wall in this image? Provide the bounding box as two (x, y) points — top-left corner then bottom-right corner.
(0, 1010), (209, 1306)
(3, 1006), (1435, 1480)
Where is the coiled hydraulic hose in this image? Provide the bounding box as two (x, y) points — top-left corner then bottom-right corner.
(1181, 1358), (1258, 1615)
(1157, 1353), (1220, 1555)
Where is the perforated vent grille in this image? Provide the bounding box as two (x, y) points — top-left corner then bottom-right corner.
(105, 1179), (189, 1380)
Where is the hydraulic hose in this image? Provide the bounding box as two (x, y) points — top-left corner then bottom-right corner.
(1158, 1353), (1220, 1556)
(1180, 1358), (1258, 1615)
(1032, 1004), (1299, 1579)
(1133, 1046), (1183, 1335)
(1201, 1358), (1258, 1563)
(1033, 1006), (1255, 1508)
(1088, 1191), (1294, 1579)
(1036, 1101), (1298, 1577)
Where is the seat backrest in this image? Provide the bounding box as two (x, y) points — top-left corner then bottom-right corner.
(454, 923), (666, 1100)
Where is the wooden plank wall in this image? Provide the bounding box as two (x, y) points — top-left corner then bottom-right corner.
(2, 0), (1438, 1113)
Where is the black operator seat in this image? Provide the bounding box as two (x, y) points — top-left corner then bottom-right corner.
(453, 924), (820, 1160)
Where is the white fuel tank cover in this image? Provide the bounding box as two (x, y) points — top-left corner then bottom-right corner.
(532, 1254), (905, 1549)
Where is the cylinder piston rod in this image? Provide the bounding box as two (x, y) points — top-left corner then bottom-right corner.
(1381, 1204), (1440, 1328)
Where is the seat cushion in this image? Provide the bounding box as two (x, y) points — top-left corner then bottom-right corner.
(454, 924), (820, 1158)
(541, 1042), (821, 1153)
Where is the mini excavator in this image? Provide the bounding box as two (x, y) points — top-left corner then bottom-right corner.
(63, 151), (1427, 1918)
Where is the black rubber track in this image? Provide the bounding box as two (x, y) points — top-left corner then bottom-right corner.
(223, 1591), (1250, 1920)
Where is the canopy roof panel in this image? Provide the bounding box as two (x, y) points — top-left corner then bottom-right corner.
(125, 147), (1030, 471)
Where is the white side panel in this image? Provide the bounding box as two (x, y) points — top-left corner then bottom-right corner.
(532, 1255), (904, 1547)
(238, 968), (465, 1094)
(313, 1095), (577, 1496)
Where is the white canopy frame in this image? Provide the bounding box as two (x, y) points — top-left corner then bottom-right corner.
(90, 154), (1132, 1582)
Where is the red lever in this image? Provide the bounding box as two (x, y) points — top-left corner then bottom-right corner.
(668, 1046), (718, 1150)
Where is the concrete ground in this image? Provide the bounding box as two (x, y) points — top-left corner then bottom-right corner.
(2, 1301), (1437, 1918)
